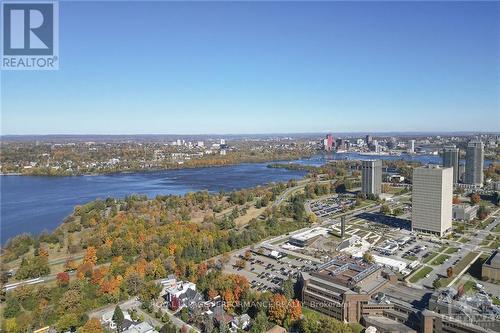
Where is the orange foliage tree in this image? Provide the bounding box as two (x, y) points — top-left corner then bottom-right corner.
(84, 246), (98, 265)
(80, 318), (104, 333)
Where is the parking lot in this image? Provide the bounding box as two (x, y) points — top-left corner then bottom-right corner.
(224, 248), (317, 293)
(309, 194), (356, 218)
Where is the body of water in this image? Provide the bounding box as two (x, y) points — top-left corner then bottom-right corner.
(1, 163), (306, 244)
(1, 152), (496, 244)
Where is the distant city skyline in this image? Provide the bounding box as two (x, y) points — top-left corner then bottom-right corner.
(1, 1), (499, 135)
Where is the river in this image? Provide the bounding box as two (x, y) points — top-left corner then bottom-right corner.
(1, 152), (496, 244)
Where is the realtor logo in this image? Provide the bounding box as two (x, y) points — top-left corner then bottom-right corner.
(2, 1), (59, 70)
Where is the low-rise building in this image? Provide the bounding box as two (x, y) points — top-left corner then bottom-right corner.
(163, 281), (198, 310)
(482, 249), (500, 282)
(300, 254), (390, 322)
(452, 204), (478, 222)
(289, 227), (329, 247)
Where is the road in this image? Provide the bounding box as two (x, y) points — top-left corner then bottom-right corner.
(409, 211), (500, 288)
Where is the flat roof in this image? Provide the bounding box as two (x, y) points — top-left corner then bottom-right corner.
(290, 227), (329, 242)
(314, 255), (379, 287)
(364, 315), (416, 332)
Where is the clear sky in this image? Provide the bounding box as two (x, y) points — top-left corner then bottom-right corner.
(1, 1), (499, 135)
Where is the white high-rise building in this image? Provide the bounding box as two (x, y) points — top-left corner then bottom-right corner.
(412, 165), (453, 237)
(361, 160), (382, 195)
(465, 140), (484, 187)
(408, 140), (415, 154)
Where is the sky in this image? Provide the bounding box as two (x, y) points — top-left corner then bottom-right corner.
(1, 1), (499, 135)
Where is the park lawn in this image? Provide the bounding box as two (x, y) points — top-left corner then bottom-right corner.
(477, 218), (493, 230)
(437, 252), (480, 287)
(493, 297), (500, 306)
(403, 255), (418, 261)
(430, 254), (450, 266)
(458, 237), (470, 244)
(437, 246), (448, 253)
(409, 266), (433, 283)
(349, 323), (365, 333)
(423, 253), (438, 264)
(455, 252), (481, 275)
(488, 240), (500, 249)
(463, 280), (478, 293)
(444, 247), (459, 254)
(234, 206), (268, 227)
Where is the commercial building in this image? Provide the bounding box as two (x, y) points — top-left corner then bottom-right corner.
(324, 134), (334, 151)
(412, 165), (453, 236)
(426, 288), (500, 333)
(442, 145), (460, 184)
(289, 227), (329, 247)
(465, 140), (484, 187)
(300, 255), (391, 322)
(301, 255), (500, 333)
(408, 140), (415, 154)
(482, 250), (500, 281)
(362, 160), (382, 196)
(452, 204), (478, 222)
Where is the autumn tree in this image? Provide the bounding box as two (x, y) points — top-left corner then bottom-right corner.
(244, 250), (252, 260)
(84, 246), (98, 265)
(470, 193), (481, 205)
(268, 294), (288, 325)
(363, 252), (374, 264)
(81, 318), (104, 333)
(288, 299), (302, 322)
(56, 272), (70, 287)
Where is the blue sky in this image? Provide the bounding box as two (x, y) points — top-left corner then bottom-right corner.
(1, 1), (499, 134)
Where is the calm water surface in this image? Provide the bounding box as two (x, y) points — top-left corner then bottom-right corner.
(1, 153), (495, 244)
(1, 163), (306, 244)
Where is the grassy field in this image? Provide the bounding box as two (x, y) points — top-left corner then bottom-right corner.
(458, 237), (470, 244)
(234, 206), (267, 226)
(409, 266), (433, 283)
(423, 252), (438, 264)
(439, 251), (480, 286)
(463, 280), (479, 293)
(444, 247), (459, 254)
(430, 254), (450, 266)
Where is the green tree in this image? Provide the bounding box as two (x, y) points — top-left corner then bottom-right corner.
(380, 204), (391, 215)
(56, 313), (80, 332)
(282, 278), (294, 299)
(113, 306), (125, 332)
(250, 311), (269, 333)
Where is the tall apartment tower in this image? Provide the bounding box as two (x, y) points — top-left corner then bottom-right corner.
(465, 140), (484, 187)
(442, 145), (459, 184)
(412, 165), (453, 237)
(324, 134), (334, 151)
(408, 140), (415, 154)
(361, 160), (382, 195)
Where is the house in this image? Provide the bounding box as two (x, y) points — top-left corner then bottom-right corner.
(212, 305), (234, 328)
(101, 310), (134, 330)
(231, 314), (251, 331)
(163, 281), (197, 310)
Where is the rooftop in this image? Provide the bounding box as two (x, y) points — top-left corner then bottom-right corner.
(313, 255), (379, 288)
(290, 227), (329, 242)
